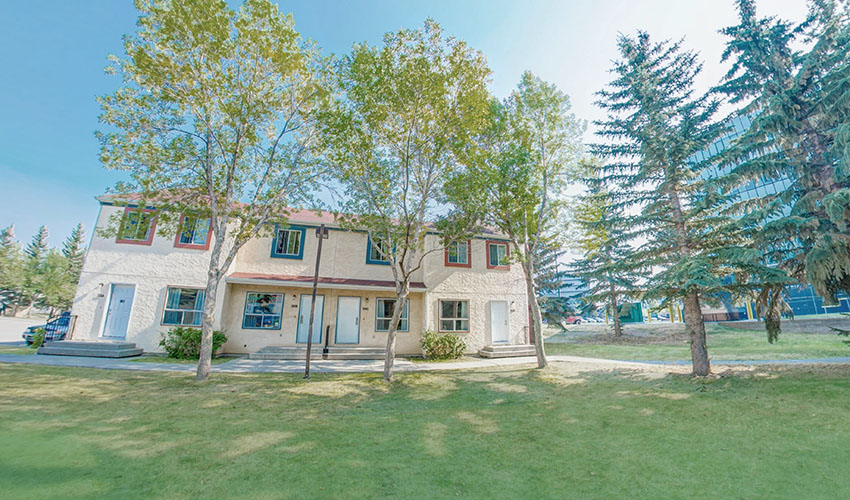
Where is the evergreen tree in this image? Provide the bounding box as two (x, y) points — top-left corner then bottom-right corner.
(592, 32), (784, 375)
(534, 234), (568, 296)
(715, 0), (850, 339)
(0, 225), (25, 314)
(22, 225), (49, 313)
(34, 250), (75, 314)
(571, 163), (643, 337)
(534, 234), (573, 332)
(62, 223), (86, 287)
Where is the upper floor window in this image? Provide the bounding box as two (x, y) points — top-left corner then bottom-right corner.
(174, 214), (211, 250)
(242, 292), (284, 329)
(486, 241), (509, 270)
(116, 207), (156, 245)
(271, 225), (306, 259)
(162, 287), (204, 326)
(375, 298), (409, 332)
(366, 235), (391, 265)
(439, 300), (469, 332)
(445, 240), (471, 268)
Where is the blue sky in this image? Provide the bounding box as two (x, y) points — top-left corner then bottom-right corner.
(0, 0), (807, 246)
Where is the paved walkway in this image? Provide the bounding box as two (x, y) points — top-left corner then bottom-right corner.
(1, 352), (848, 374)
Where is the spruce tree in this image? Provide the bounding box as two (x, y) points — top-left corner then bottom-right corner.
(592, 32), (784, 375)
(22, 225), (49, 313)
(62, 223), (86, 286)
(0, 225), (25, 314)
(715, 0), (850, 336)
(534, 234), (573, 331)
(571, 163), (643, 337)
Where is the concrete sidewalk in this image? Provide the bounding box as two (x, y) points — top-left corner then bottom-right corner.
(5, 352), (847, 374)
(0, 353), (660, 374)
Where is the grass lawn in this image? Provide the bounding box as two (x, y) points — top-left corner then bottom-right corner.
(0, 345), (37, 355)
(2, 362), (850, 499)
(545, 324), (850, 361)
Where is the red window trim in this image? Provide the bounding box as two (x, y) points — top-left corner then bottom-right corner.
(173, 214), (213, 250)
(485, 240), (510, 270)
(444, 239), (472, 268)
(115, 207), (157, 246)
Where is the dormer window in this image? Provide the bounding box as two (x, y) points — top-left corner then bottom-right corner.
(116, 207), (156, 245)
(174, 214), (212, 250)
(445, 240), (471, 268)
(271, 225), (306, 259)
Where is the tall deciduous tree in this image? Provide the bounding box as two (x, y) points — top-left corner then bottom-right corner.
(321, 20), (491, 381)
(715, 0), (850, 337)
(593, 32), (786, 375)
(458, 73), (584, 369)
(97, 0), (330, 380)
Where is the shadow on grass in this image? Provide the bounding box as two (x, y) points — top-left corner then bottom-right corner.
(3, 362), (850, 499)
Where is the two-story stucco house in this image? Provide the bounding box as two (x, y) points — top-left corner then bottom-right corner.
(68, 195), (533, 359)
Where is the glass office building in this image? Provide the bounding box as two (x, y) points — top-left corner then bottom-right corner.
(694, 114), (849, 318)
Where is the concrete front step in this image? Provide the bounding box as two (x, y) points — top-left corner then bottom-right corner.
(325, 346), (387, 360)
(478, 344), (536, 358)
(249, 346), (322, 360)
(38, 340), (144, 358)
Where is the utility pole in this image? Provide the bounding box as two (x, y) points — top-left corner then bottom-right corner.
(304, 224), (329, 379)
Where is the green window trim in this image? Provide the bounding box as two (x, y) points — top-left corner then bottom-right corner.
(242, 292), (284, 330)
(271, 225), (306, 259)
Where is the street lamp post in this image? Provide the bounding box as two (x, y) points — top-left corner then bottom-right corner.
(304, 224), (329, 379)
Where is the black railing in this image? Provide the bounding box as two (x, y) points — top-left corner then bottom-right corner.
(42, 312), (77, 342)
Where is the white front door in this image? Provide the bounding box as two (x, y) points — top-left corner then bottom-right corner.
(490, 300), (509, 343)
(335, 296), (361, 344)
(103, 284), (135, 339)
(296, 294), (324, 343)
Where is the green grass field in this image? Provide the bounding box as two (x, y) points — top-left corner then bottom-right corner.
(545, 324), (850, 361)
(2, 362), (850, 499)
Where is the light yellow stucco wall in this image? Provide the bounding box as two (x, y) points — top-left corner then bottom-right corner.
(220, 283), (423, 354)
(233, 228), (424, 283)
(71, 204), (529, 355)
(421, 235), (529, 350)
(71, 205), (218, 352)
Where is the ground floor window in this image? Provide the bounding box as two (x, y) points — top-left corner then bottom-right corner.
(376, 298), (409, 332)
(439, 300), (469, 332)
(242, 292), (284, 329)
(162, 287), (205, 326)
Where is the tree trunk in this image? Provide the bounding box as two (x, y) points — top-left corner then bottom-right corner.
(522, 260), (547, 369)
(683, 292), (710, 376)
(610, 290), (622, 337)
(195, 270), (220, 381)
(382, 285), (409, 382)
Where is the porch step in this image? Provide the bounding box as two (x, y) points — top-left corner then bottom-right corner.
(478, 344), (536, 359)
(37, 340), (144, 358)
(249, 346), (323, 360)
(325, 346), (387, 360)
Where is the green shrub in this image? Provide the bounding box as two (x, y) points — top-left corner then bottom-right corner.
(31, 328), (46, 349)
(159, 327), (227, 359)
(421, 330), (466, 360)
